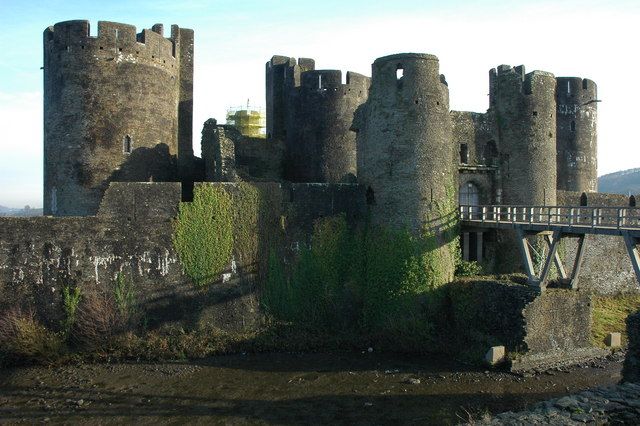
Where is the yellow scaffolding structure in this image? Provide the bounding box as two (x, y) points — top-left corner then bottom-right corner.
(226, 101), (266, 138)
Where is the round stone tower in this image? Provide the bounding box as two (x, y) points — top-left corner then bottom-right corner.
(355, 53), (456, 233)
(287, 69), (370, 182)
(43, 20), (193, 216)
(555, 77), (598, 192)
(489, 65), (557, 206)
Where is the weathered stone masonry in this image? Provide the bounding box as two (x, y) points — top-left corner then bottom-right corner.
(43, 21), (194, 216)
(1, 182), (365, 330)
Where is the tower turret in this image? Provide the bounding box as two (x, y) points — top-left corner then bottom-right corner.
(555, 77), (598, 192)
(286, 69), (370, 182)
(43, 20), (193, 216)
(265, 56), (314, 142)
(490, 65), (557, 206)
(355, 53), (457, 233)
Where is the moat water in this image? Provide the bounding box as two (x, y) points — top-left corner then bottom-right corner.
(0, 352), (623, 425)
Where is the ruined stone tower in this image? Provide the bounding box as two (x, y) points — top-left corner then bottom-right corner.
(266, 56), (370, 183)
(355, 53), (456, 232)
(490, 65), (557, 206)
(555, 77), (598, 193)
(43, 20), (193, 216)
(265, 56), (314, 143)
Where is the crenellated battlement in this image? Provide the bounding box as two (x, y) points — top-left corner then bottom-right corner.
(556, 77), (597, 101)
(301, 70), (342, 89)
(299, 70), (371, 94)
(45, 20), (184, 66)
(490, 64), (556, 104)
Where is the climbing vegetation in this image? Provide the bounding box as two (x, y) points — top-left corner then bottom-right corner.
(62, 285), (82, 334)
(173, 184), (234, 287)
(262, 212), (459, 345)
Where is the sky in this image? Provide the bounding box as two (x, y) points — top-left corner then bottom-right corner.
(0, 0), (639, 208)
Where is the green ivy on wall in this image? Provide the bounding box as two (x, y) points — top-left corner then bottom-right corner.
(263, 211), (459, 340)
(173, 184), (234, 287)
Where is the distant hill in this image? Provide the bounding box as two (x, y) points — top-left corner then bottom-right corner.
(599, 168), (640, 195)
(0, 205), (43, 217)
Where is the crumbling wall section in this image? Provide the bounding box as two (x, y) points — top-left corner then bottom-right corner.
(201, 119), (284, 182)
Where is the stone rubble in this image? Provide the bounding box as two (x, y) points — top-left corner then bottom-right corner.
(470, 382), (640, 425)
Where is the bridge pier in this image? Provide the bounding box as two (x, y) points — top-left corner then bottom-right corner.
(516, 229), (586, 290)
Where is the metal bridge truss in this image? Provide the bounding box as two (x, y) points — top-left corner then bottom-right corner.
(459, 205), (640, 290)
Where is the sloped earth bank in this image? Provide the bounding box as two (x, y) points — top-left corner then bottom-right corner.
(0, 352), (628, 425)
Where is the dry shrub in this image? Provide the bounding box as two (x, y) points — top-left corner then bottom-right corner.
(0, 307), (65, 364)
(71, 291), (126, 351)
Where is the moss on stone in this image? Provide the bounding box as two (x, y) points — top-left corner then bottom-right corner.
(592, 294), (640, 347)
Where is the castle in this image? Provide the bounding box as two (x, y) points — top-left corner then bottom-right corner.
(42, 20), (598, 268)
(2, 19), (638, 374)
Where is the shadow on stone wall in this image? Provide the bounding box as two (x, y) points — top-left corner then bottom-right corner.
(110, 143), (178, 183)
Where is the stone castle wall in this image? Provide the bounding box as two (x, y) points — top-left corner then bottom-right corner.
(0, 182), (365, 331)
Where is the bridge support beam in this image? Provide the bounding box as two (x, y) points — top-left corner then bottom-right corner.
(623, 233), (640, 286)
(515, 228), (586, 291)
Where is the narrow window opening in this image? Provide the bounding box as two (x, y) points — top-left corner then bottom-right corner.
(460, 144), (469, 164)
(567, 80), (571, 95)
(396, 64), (404, 80)
(570, 121), (576, 132)
(318, 74), (322, 89)
(119, 48), (123, 52)
(115, 29), (119, 38)
(99, 46), (103, 50)
(582, 79), (588, 90)
(630, 195), (636, 207)
(123, 135), (132, 154)
(580, 192), (588, 206)
(532, 111), (538, 116)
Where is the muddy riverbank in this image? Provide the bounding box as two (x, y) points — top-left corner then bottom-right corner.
(0, 352), (625, 425)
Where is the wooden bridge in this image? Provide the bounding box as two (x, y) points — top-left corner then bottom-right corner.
(459, 204), (640, 290)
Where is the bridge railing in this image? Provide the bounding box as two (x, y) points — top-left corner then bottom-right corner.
(459, 205), (640, 230)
